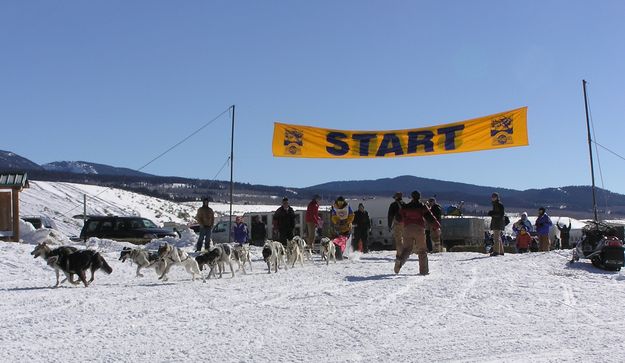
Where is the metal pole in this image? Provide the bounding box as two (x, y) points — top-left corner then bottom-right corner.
(229, 105), (235, 243)
(583, 80), (598, 221)
(83, 194), (87, 242)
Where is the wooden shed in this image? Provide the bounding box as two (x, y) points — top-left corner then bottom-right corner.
(0, 172), (29, 242)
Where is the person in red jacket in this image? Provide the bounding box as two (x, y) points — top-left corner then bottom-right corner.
(516, 226), (532, 253)
(305, 194), (321, 251)
(395, 190), (440, 275)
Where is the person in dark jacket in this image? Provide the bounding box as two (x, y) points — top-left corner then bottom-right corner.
(387, 192), (405, 252)
(556, 218), (572, 249)
(488, 192), (505, 256)
(273, 197), (296, 244)
(395, 190), (440, 275)
(353, 203), (371, 253)
(250, 215), (267, 246)
(425, 197), (443, 253)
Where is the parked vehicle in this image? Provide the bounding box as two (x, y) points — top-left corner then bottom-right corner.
(80, 216), (177, 244)
(21, 215), (57, 230)
(571, 221), (624, 271)
(196, 213), (309, 245)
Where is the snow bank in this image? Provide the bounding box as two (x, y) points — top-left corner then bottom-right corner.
(0, 219), (73, 246)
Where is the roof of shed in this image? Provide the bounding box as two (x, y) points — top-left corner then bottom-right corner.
(0, 173), (29, 189)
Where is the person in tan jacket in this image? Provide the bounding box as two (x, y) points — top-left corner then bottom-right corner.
(195, 198), (215, 252)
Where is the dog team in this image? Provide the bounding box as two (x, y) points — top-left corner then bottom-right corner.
(30, 233), (335, 288)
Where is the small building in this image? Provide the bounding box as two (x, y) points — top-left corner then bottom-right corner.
(0, 172), (29, 242)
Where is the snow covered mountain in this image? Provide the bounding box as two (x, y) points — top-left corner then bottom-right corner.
(41, 161), (155, 177)
(0, 150), (42, 170)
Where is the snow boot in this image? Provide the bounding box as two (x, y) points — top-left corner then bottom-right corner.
(418, 253), (429, 275)
(335, 246), (343, 261)
(394, 256), (402, 274)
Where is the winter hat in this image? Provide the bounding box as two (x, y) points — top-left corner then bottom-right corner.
(282, 197), (289, 202)
(491, 192), (499, 199)
(411, 191), (421, 200)
(521, 212), (528, 218)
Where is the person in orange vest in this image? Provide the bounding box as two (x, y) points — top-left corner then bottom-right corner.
(396, 191), (440, 275)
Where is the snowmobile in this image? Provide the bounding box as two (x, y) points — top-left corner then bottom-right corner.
(444, 201), (464, 217)
(570, 221), (624, 271)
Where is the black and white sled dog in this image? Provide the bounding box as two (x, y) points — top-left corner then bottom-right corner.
(46, 249), (113, 287)
(195, 243), (235, 279)
(287, 237), (305, 268)
(119, 247), (163, 277)
(320, 237), (336, 265)
(157, 243), (202, 281)
(262, 240), (288, 273)
(232, 244), (253, 274)
(31, 242), (79, 287)
(293, 235), (313, 261)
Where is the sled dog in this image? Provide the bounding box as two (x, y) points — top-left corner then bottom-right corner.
(195, 244), (235, 279)
(46, 249), (113, 287)
(31, 242), (79, 287)
(287, 237), (305, 268)
(262, 240), (288, 273)
(292, 235), (312, 261)
(320, 237), (336, 265)
(232, 244), (253, 274)
(157, 243), (202, 281)
(119, 247), (163, 277)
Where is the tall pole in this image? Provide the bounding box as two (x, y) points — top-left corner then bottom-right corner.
(229, 105), (235, 243)
(583, 80), (598, 221)
(83, 194), (87, 242)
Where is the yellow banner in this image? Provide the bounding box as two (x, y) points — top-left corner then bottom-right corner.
(273, 107), (528, 158)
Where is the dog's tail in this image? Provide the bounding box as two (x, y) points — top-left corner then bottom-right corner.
(96, 253), (113, 274)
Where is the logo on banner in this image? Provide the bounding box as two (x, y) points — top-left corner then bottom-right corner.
(284, 128), (304, 155)
(490, 116), (513, 145)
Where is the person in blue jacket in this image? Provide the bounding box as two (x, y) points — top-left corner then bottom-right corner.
(231, 216), (249, 245)
(535, 207), (553, 252)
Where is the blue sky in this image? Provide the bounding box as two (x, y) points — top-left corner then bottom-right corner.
(2, 1), (625, 194)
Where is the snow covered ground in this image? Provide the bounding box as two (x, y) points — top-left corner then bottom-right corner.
(1, 233), (624, 362)
(2, 180), (625, 362)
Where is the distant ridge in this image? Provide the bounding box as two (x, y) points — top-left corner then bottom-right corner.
(2, 150), (625, 217)
(42, 161), (155, 178)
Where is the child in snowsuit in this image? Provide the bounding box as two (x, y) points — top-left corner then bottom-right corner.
(516, 226), (532, 253)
